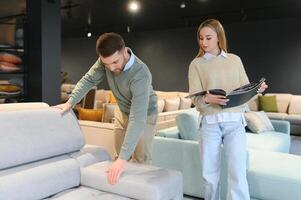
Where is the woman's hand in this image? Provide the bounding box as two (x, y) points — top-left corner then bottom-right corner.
(203, 91), (229, 106)
(258, 82), (268, 93)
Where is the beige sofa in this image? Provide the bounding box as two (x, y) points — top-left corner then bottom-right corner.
(79, 90), (194, 158)
(248, 93), (301, 135)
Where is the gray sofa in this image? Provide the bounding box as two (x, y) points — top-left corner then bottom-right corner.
(0, 103), (183, 200)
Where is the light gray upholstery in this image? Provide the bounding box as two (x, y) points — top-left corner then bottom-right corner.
(46, 186), (132, 200)
(0, 155), (80, 200)
(0, 108), (84, 170)
(81, 161), (183, 200)
(0, 105), (183, 200)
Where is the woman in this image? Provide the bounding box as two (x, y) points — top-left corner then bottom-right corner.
(188, 19), (267, 200)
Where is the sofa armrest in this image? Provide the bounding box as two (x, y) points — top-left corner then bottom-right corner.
(271, 119), (290, 135)
(157, 126), (180, 138)
(80, 161), (183, 200)
(69, 145), (112, 168)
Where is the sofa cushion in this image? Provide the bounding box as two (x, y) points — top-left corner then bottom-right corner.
(176, 112), (199, 140)
(78, 108), (103, 122)
(0, 155), (80, 200)
(258, 95), (278, 112)
(179, 97), (192, 110)
(285, 114), (301, 124)
(157, 98), (165, 113)
(0, 102), (49, 111)
(265, 93), (292, 113)
(45, 186), (132, 200)
(266, 112), (288, 120)
(0, 108), (84, 170)
(81, 161), (183, 200)
(157, 127), (180, 139)
(163, 97), (180, 112)
(95, 89), (110, 104)
(248, 149), (301, 200)
(244, 111), (274, 133)
(0, 53), (22, 64)
(248, 94), (261, 111)
(156, 91), (180, 99)
(288, 95), (301, 114)
(246, 131), (290, 153)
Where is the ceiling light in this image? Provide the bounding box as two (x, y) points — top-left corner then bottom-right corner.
(180, 2), (186, 9)
(87, 31), (92, 37)
(128, 1), (140, 13)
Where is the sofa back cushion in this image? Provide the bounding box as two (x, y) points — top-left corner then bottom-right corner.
(0, 102), (49, 111)
(0, 155), (80, 200)
(258, 95), (279, 112)
(288, 95), (301, 114)
(176, 109), (199, 140)
(163, 98), (180, 112)
(0, 108), (84, 170)
(179, 97), (192, 110)
(265, 93), (292, 113)
(157, 98), (165, 113)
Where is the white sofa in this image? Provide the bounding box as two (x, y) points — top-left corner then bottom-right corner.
(248, 93), (301, 135)
(78, 91), (193, 158)
(0, 103), (183, 200)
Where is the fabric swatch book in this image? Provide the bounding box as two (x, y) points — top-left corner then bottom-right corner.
(188, 77), (266, 108)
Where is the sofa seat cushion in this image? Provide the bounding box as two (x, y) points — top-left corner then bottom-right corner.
(157, 127), (180, 139)
(79, 120), (114, 129)
(285, 114), (301, 124)
(81, 161), (183, 200)
(0, 108), (84, 170)
(265, 112), (288, 120)
(46, 186), (131, 200)
(248, 149), (301, 200)
(246, 131), (290, 153)
(0, 155), (80, 200)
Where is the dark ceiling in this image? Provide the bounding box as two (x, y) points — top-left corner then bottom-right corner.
(1, 0), (301, 38)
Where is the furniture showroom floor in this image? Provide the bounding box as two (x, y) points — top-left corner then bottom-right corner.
(184, 135), (301, 200)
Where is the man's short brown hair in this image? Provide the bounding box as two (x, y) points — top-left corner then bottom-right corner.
(96, 32), (125, 57)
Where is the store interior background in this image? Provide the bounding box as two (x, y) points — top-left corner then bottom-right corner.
(1, 0), (301, 105)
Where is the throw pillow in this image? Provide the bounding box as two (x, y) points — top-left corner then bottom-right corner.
(244, 111), (274, 133)
(176, 112), (199, 140)
(0, 53), (22, 64)
(258, 95), (278, 112)
(78, 108), (103, 122)
(179, 97), (192, 109)
(163, 97), (180, 112)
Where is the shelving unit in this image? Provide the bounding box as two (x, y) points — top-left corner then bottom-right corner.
(0, 33), (26, 103)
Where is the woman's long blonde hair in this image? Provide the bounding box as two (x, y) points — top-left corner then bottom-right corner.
(196, 19), (228, 57)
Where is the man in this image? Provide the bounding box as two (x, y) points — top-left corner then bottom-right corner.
(55, 32), (158, 185)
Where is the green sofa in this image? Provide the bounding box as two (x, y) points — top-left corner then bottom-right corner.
(152, 110), (293, 199)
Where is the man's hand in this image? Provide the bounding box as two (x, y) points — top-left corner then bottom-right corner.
(258, 82), (268, 93)
(107, 158), (126, 185)
(53, 102), (72, 115)
(203, 91), (229, 106)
